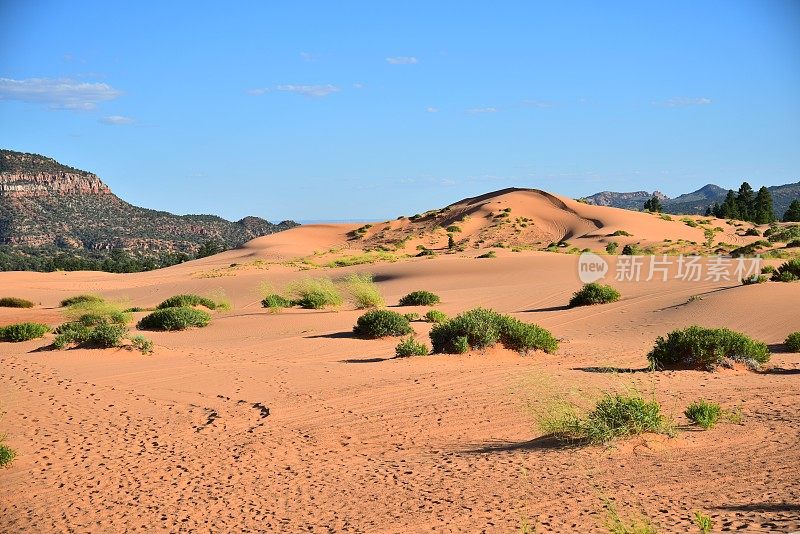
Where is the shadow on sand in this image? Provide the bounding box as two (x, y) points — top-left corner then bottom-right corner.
(463, 435), (572, 453)
(571, 366), (652, 374)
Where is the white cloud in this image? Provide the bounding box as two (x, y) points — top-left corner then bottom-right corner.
(386, 56), (418, 65)
(467, 107), (497, 114)
(426, 106), (438, 113)
(522, 99), (556, 108)
(658, 97), (712, 108)
(352, 83), (365, 89)
(276, 84), (340, 97)
(0, 77), (121, 110)
(100, 115), (135, 125)
(246, 87), (270, 96)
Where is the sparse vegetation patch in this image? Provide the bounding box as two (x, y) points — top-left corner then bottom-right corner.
(137, 307), (212, 331)
(648, 326), (769, 371)
(398, 291), (440, 306)
(353, 310), (413, 338)
(569, 283), (620, 307)
(395, 336), (428, 357)
(0, 297), (34, 308)
(0, 322), (49, 342)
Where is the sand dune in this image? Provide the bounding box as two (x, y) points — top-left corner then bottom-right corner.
(1, 195), (799, 532)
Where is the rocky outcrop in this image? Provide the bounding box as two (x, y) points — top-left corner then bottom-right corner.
(0, 172), (112, 196)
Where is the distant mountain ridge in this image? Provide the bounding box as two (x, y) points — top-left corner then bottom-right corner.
(0, 149), (298, 254)
(584, 181), (800, 217)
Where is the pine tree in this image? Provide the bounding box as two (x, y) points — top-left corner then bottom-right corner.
(753, 186), (775, 224)
(711, 202), (722, 218)
(720, 190), (740, 219)
(643, 195), (663, 212)
(736, 182), (754, 221)
(704, 206), (713, 216)
(784, 199), (800, 222)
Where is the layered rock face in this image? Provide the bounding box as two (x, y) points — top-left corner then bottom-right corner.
(0, 149), (298, 253)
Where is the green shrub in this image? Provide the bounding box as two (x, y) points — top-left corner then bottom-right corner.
(353, 310), (413, 338)
(83, 324), (127, 348)
(694, 511), (713, 534)
(60, 294), (103, 307)
(129, 335), (154, 354)
(684, 400), (722, 430)
(416, 249), (435, 257)
(395, 336), (429, 357)
(541, 393), (671, 445)
(761, 265), (776, 274)
(785, 332), (800, 352)
(137, 307), (211, 331)
(398, 290), (440, 306)
(403, 312), (420, 321)
(477, 251), (496, 258)
(0, 322), (50, 342)
(0, 297), (34, 308)
(741, 274), (768, 285)
(743, 228), (760, 236)
(621, 244), (641, 255)
(286, 278), (343, 309)
(569, 283), (620, 307)
(52, 322), (91, 349)
(429, 308), (557, 355)
(766, 225), (800, 243)
(261, 294), (292, 311)
(445, 225), (462, 233)
(611, 230), (632, 237)
(343, 273), (384, 309)
(63, 299), (132, 325)
(648, 326), (770, 371)
(605, 242), (618, 254)
(787, 239), (800, 248)
(0, 443), (16, 468)
(157, 294), (218, 310)
(424, 309), (448, 323)
(772, 258), (800, 282)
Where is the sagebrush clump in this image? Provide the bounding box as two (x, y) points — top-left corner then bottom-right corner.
(771, 258), (800, 282)
(648, 326), (769, 371)
(138, 307), (212, 331)
(424, 309), (448, 323)
(286, 278), (343, 309)
(785, 332), (800, 352)
(540, 392), (672, 445)
(429, 308), (557, 355)
(569, 283), (620, 307)
(398, 290), (440, 306)
(343, 273), (385, 309)
(684, 400), (722, 430)
(60, 294), (103, 307)
(261, 294), (293, 311)
(395, 336), (429, 357)
(0, 322), (50, 342)
(157, 294), (219, 310)
(353, 310), (413, 338)
(0, 297), (34, 308)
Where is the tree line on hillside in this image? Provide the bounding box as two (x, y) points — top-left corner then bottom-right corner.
(642, 182), (800, 223)
(0, 240), (227, 273)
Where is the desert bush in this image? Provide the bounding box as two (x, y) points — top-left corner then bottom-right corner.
(0, 442), (16, 468)
(605, 242), (618, 254)
(445, 225), (462, 233)
(741, 274), (768, 285)
(63, 298), (132, 325)
(648, 326), (770, 371)
(416, 249), (435, 257)
(429, 308), (557, 355)
(403, 312), (420, 321)
(424, 309), (448, 323)
(684, 400), (721, 430)
(611, 230), (632, 237)
(787, 239), (800, 248)
(398, 290), (440, 306)
(353, 310), (413, 338)
(621, 244), (641, 255)
(743, 228), (760, 236)
(694, 511), (713, 534)
(286, 278), (343, 309)
(137, 307), (211, 331)
(785, 332), (800, 352)
(771, 258), (800, 282)
(0, 297), (34, 308)
(0, 322), (49, 342)
(395, 336), (429, 357)
(60, 294), (103, 307)
(86, 324), (128, 348)
(157, 294), (218, 310)
(541, 392), (672, 445)
(52, 322), (91, 349)
(477, 251), (497, 258)
(761, 265), (776, 274)
(129, 335), (154, 354)
(261, 294), (293, 311)
(569, 283), (620, 307)
(766, 225), (800, 243)
(343, 273), (384, 309)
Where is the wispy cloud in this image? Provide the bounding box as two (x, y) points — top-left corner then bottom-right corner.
(246, 87), (270, 96)
(299, 52), (317, 62)
(657, 97), (712, 108)
(100, 115), (135, 125)
(0, 77), (121, 110)
(467, 107), (497, 114)
(522, 99), (556, 108)
(276, 84), (340, 97)
(386, 56), (418, 65)
(426, 106), (438, 113)
(352, 83), (365, 89)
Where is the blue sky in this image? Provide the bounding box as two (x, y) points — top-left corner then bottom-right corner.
(1, 1), (799, 221)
